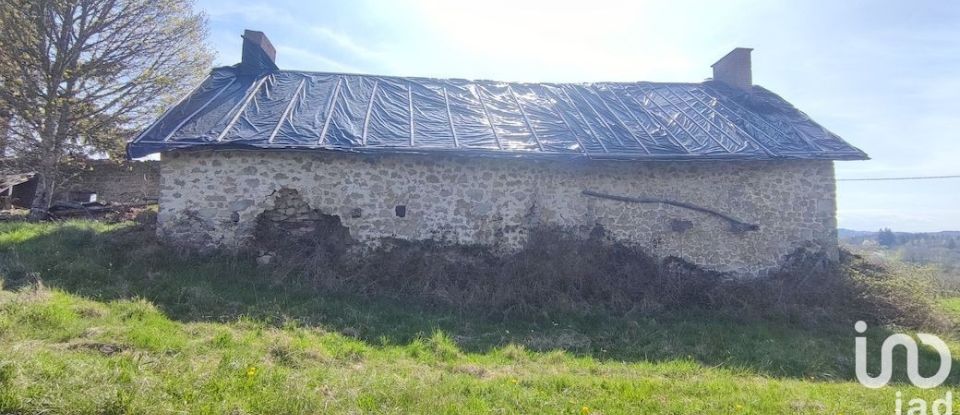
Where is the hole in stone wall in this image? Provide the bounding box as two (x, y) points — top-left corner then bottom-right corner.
(351, 207), (362, 218)
(395, 205), (406, 218)
(254, 188), (353, 257)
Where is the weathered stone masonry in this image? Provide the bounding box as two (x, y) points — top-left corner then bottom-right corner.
(157, 150), (837, 276)
(56, 160), (160, 204)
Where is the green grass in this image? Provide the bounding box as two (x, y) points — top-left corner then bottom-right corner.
(940, 297), (960, 321)
(1, 220), (959, 414)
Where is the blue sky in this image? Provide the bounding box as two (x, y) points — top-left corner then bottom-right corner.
(196, 0), (960, 232)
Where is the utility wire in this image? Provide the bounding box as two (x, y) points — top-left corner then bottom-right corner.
(837, 174), (960, 182)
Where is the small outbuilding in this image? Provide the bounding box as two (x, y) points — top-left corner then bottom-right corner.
(127, 31), (867, 276)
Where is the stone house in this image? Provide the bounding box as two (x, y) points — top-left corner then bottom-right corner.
(127, 31), (867, 276)
(1, 160), (159, 208)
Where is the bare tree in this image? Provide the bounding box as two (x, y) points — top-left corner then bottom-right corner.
(0, 0), (213, 217)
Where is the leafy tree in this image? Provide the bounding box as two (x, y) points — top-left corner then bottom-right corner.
(948, 237), (957, 250)
(877, 228), (898, 248)
(0, 0), (214, 217)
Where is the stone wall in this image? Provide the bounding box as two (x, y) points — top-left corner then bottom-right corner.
(157, 150), (838, 276)
(56, 160), (160, 204)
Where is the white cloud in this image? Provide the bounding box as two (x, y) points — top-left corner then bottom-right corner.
(309, 26), (386, 63)
(199, 0), (387, 70)
(276, 45), (359, 73)
(202, 1), (293, 23)
(400, 0), (710, 82)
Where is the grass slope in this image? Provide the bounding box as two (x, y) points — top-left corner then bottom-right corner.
(0, 221), (958, 414)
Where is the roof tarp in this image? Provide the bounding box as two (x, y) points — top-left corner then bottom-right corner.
(127, 67), (868, 161)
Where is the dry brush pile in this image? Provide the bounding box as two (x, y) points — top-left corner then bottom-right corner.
(253, 218), (949, 329)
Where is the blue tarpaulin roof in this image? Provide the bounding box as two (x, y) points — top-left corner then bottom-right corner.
(127, 66), (868, 161)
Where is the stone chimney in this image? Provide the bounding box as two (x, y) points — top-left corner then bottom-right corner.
(711, 48), (753, 91)
(239, 30), (278, 75)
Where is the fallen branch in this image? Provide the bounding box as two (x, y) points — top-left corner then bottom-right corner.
(581, 190), (760, 233)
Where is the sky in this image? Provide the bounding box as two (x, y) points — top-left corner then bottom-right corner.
(194, 0), (960, 232)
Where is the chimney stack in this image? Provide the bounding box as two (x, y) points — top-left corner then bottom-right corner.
(239, 30), (278, 75)
(711, 48), (753, 91)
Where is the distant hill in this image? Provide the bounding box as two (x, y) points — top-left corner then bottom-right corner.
(837, 228), (876, 239)
(839, 228), (960, 288)
(838, 228), (960, 242)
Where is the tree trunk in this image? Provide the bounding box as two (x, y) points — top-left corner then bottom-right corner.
(0, 109), (9, 157)
(28, 158), (58, 220)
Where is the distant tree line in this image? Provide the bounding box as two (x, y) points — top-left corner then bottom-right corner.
(868, 228), (958, 250)
(878, 228), (897, 247)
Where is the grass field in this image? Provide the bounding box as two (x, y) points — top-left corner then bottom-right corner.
(940, 297), (960, 321)
(1, 221), (959, 414)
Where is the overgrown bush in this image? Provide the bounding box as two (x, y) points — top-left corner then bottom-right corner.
(254, 224), (724, 317)
(708, 248), (948, 329)
(2, 220), (946, 330)
(842, 255), (947, 328)
(254, 222), (950, 328)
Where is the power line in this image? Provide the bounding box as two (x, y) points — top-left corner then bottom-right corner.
(837, 174), (960, 182)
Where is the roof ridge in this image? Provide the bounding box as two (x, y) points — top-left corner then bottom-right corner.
(213, 65), (711, 88)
